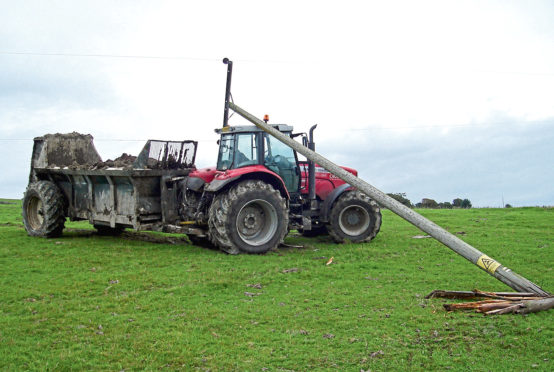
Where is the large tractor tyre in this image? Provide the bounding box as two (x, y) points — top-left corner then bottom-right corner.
(22, 181), (66, 238)
(94, 224), (125, 236)
(208, 192), (237, 254)
(326, 190), (381, 244)
(208, 180), (289, 254)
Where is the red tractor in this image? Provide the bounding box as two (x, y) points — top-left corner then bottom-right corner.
(22, 58), (381, 255)
(181, 58), (382, 253)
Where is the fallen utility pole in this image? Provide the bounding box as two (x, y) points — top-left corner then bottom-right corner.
(229, 102), (549, 297)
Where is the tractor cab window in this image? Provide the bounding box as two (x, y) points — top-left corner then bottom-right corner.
(217, 134), (235, 170)
(235, 133), (258, 168)
(217, 133), (259, 171)
(263, 133), (299, 192)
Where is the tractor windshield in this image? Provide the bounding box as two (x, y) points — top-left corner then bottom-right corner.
(217, 133), (259, 171)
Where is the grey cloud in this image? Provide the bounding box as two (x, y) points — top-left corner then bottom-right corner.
(316, 119), (554, 207)
(0, 56), (114, 110)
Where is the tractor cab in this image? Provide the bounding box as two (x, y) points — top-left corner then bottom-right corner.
(215, 125), (300, 193)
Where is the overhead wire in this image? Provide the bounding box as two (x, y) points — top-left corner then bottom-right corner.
(349, 119), (553, 131)
(0, 51), (300, 65)
(2, 51), (554, 74)
(0, 117), (552, 142)
(0, 138), (216, 142)
(1, 51), (552, 139)
(0, 118), (551, 143)
(0, 51), (220, 62)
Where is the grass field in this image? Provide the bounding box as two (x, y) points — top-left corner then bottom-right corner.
(1, 199), (552, 371)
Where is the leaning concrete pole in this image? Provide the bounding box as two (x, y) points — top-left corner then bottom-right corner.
(229, 102), (549, 296)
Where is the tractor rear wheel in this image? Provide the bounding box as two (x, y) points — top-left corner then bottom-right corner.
(208, 180), (288, 254)
(22, 181), (66, 238)
(327, 190), (381, 243)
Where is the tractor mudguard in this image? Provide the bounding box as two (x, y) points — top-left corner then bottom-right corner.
(319, 183), (353, 223)
(205, 167), (290, 199)
(204, 176), (241, 192)
(183, 176), (206, 192)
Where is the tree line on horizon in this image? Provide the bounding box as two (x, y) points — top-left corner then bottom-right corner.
(386, 193), (472, 209)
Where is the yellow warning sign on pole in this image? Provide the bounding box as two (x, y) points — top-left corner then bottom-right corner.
(477, 255), (501, 274)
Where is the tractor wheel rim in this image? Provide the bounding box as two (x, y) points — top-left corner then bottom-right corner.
(27, 196), (44, 230)
(236, 199), (278, 246)
(338, 205), (370, 236)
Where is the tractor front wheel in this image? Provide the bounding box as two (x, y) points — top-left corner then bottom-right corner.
(327, 190), (381, 243)
(208, 180), (288, 254)
(22, 181), (66, 238)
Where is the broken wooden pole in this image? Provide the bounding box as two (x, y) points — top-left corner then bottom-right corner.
(435, 291), (554, 315)
(486, 297), (554, 315)
(229, 102), (549, 296)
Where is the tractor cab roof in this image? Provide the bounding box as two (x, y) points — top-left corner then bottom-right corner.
(215, 124), (293, 134)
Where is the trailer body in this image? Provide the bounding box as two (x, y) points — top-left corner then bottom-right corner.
(27, 133), (202, 236)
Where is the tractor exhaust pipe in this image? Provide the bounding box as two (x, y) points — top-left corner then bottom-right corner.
(308, 124), (317, 202)
(229, 102), (549, 296)
(222, 58), (233, 127)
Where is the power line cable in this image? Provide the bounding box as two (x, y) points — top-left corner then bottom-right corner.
(0, 51), (219, 62)
(0, 138), (215, 142)
(0, 119), (551, 142)
(3, 51), (553, 74)
(0, 51), (299, 64)
(349, 119), (553, 131)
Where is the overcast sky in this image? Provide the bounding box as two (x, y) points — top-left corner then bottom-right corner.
(1, 0), (553, 207)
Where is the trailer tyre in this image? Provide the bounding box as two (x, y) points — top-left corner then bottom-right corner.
(327, 190), (381, 243)
(208, 180), (288, 254)
(22, 181), (66, 238)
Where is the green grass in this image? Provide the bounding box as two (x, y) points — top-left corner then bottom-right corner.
(1, 199), (552, 371)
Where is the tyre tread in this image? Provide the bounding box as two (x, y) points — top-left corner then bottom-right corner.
(22, 181), (66, 238)
(208, 180), (288, 254)
(327, 190), (381, 243)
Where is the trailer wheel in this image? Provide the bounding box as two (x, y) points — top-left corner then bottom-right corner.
(327, 190), (381, 243)
(208, 180), (288, 254)
(22, 181), (66, 238)
(94, 224), (125, 236)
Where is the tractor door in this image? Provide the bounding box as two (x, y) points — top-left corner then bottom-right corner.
(263, 133), (299, 193)
(217, 133), (260, 170)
